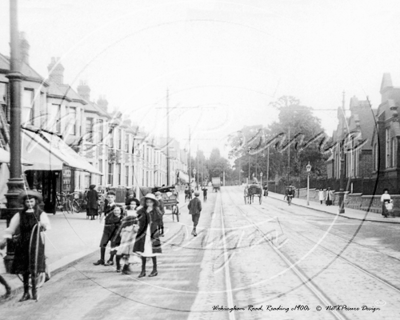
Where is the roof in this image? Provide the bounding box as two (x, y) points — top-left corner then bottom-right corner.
(0, 53), (48, 86)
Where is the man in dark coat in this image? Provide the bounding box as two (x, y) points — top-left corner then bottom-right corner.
(86, 185), (99, 220)
(188, 191), (202, 236)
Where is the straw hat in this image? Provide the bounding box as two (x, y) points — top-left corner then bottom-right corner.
(144, 193), (159, 206)
(18, 190), (43, 203)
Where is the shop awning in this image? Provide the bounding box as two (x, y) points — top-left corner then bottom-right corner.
(23, 130), (102, 175)
(0, 146), (33, 166)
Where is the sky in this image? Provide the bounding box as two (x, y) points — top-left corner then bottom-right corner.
(1, 0), (400, 158)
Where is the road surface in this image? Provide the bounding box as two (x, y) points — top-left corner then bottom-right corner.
(1, 186), (399, 320)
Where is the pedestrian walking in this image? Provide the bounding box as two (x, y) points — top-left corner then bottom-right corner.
(113, 199), (140, 274)
(85, 184), (99, 220)
(188, 191), (202, 236)
(0, 190), (51, 302)
(202, 186), (208, 202)
(380, 189), (391, 218)
(155, 191), (165, 237)
(93, 192), (122, 266)
(318, 189), (325, 204)
(326, 187), (333, 206)
(133, 193), (162, 278)
(263, 184), (268, 197)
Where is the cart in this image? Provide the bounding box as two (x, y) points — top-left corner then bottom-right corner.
(154, 186), (180, 222)
(244, 184), (263, 204)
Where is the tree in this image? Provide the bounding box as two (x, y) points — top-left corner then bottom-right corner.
(206, 148), (232, 180)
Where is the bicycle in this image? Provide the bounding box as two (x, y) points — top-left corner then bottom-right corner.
(71, 193), (86, 213)
(55, 192), (73, 214)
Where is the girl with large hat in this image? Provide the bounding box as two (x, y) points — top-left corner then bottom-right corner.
(0, 190), (51, 302)
(133, 193), (162, 277)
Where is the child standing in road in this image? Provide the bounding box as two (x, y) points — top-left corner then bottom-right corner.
(93, 193), (122, 266)
(188, 191), (202, 236)
(114, 199), (140, 274)
(155, 192), (165, 237)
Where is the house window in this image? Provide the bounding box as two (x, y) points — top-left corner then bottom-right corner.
(86, 117), (93, 142)
(108, 163), (113, 185)
(109, 130), (114, 148)
(125, 133), (129, 152)
(117, 164), (122, 185)
(51, 104), (61, 133)
(118, 129), (122, 149)
(98, 119), (104, 142)
(386, 129), (390, 168)
(125, 165), (129, 186)
(391, 138), (397, 168)
(99, 160), (103, 185)
(132, 165), (135, 185)
(40, 92), (46, 126)
(69, 107), (77, 135)
(23, 89), (35, 125)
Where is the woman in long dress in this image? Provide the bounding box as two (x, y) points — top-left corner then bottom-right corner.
(85, 185), (99, 220)
(133, 193), (162, 278)
(0, 190), (51, 302)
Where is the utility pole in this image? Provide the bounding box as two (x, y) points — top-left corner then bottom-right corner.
(287, 126), (290, 184)
(188, 126), (191, 194)
(266, 146), (270, 186)
(166, 89), (170, 186)
(338, 91), (346, 214)
(3, 0), (24, 265)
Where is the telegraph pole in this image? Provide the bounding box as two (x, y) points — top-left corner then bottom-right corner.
(188, 126), (191, 194)
(266, 146), (270, 185)
(166, 89), (170, 186)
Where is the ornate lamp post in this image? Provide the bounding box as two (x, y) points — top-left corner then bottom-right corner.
(306, 162), (312, 206)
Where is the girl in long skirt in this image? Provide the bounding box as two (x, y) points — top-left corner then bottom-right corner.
(113, 199), (140, 274)
(133, 193), (162, 278)
(0, 190), (51, 302)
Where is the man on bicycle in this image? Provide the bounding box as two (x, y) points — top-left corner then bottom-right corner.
(285, 186), (295, 205)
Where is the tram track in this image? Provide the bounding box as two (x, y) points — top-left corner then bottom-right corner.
(220, 190), (349, 320)
(245, 195), (400, 296)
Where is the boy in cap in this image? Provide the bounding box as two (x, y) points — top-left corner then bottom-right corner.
(188, 191), (202, 236)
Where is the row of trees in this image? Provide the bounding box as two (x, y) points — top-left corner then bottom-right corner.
(228, 96), (330, 185)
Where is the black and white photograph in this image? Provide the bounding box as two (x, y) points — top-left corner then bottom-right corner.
(0, 1), (400, 319)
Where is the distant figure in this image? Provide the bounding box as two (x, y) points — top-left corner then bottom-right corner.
(202, 186), (208, 202)
(155, 191), (165, 237)
(188, 191), (202, 236)
(263, 184), (268, 197)
(326, 188), (333, 206)
(86, 185), (99, 220)
(380, 189), (391, 218)
(318, 189), (324, 204)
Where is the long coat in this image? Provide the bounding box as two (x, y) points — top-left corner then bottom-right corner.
(12, 209), (46, 275)
(188, 197), (202, 215)
(133, 208), (162, 254)
(86, 189), (99, 210)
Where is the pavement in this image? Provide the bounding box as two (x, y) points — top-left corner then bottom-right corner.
(267, 191), (400, 224)
(0, 191), (187, 296)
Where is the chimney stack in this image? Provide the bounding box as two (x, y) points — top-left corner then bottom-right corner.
(20, 32), (30, 65)
(97, 95), (109, 111)
(77, 80), (91, 101)
(47, 57), (65, 85)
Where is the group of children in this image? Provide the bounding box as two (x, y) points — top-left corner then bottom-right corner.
(93, 190), (165, 276)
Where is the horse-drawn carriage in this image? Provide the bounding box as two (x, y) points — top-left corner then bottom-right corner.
(244, 183), (263, 204)
(152, 186), (180, 222)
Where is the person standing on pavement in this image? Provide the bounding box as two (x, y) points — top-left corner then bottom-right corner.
(0, 190), (51, 302)
(133, 193), (162, 278)
(155, 192), (165, 237)
(318, 189), (325, 204)
(188, 191), (202, 236)
(380, 189), (391, 218)
(326, 187), (333, 206)
(85, 185), (99, 220)
(93, 192), (120, 266)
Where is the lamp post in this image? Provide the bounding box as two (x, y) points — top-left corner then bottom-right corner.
(306, 162), (312, 206)
(2, 0), (24, 267)
(260, 172), (263, 187)
(338, 140), (346, 214)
